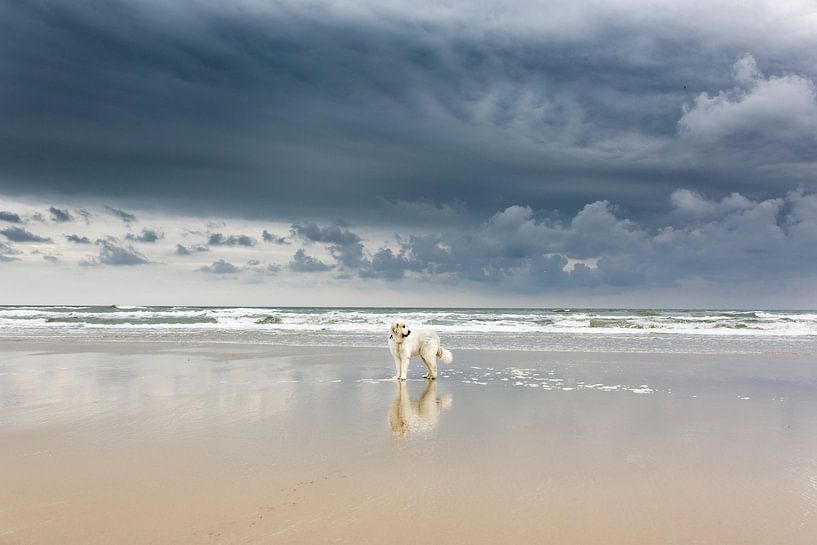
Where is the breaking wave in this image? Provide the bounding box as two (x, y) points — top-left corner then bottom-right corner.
(1, 306), (816, 353)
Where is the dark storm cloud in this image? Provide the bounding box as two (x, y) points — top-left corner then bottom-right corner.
(262, 230), (289, 244)
(289, 249), (331, 272)
(1, 226), (52, 243)
(208, 233), (256, 247)
(0, 211), (22, 223)
(49, 206), (73, 223)
(81, 239), (150, 266)
(2, 1), (816, 225)
(66, 234), (92, 244)
(174, 243), (209, 255)
(104, 206), (137, 223)
(125, 228), (163, 243)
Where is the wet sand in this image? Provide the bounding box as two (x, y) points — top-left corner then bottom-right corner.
(2, 340), (817, 544)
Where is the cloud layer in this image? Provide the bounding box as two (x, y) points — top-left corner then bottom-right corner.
(1, 1), (816, 225)
(2, 2), (816, 305)
(2, 188), (816, 306)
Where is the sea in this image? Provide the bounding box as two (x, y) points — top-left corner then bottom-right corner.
(1, 306), (817, 354)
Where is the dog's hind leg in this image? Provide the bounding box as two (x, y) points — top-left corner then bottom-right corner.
(420, 347), (438, 380)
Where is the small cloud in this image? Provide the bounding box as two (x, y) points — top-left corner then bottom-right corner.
(104, 206), (137, 223)
(244, 259), (281, 275)
(49, 206), (74, 223)
(66, 234), (92, 244)
(82, 239), (150, 266)
(174, 243), (209, 256)
(125, 228), (163, 243)
(198, 258), (280, 275)
(30, 212), (45, 222)
(198, 259), (240, 274)
(208, 233), (256, 246)
(0, 211), (22, 223)
(1, 226), (52, 243)
(289, 248), (331, 272)
(291, 222), (365, 268)
(42, 255), (60, 263)
(262, 229), (289, 244)
(0, 240), (21, 261)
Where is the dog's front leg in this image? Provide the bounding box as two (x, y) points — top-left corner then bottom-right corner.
(392, 354), (402, 381)
(399, 355), (410, 381)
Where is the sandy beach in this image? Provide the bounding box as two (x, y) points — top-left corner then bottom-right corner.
(1, 339), (816, 544)
(4, 0), (817, 541)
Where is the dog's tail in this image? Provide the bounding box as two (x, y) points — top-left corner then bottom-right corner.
(436, 346), (453, 364)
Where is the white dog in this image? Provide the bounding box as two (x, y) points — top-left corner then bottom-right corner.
(389, 320), (453, 380)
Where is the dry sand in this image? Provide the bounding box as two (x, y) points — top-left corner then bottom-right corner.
(2, 340), (817, 544)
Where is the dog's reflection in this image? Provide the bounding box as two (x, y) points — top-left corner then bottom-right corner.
(388, 380), (452, 440)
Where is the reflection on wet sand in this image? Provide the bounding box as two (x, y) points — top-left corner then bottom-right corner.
(388, 380), (452, 439)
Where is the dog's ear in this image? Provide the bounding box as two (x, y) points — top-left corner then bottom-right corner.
(391, 321), (399, 334)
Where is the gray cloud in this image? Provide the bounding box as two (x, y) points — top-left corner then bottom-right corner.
(208, 233), (256, 247)
(359, 248), (410, 280)
(42, 255), (60, 263)
(49, 206), (73, 223)
(175, 243), (209, 256)
(65, 234), (92, 244)
(291, 223), (365, 268)
(244, 259), (281, 275)
(0, 211), (22, 223)
(291, 187), (817, 292)
(289, 249), (332, 272)
(104, 206), (137, 223)
(198, 258), (280, 275)
(1, 1), (816, 226)
(82, 239), (150, 266)
(198, 259), (240, 274)
(1, 226), (52, 243)
(262, 230), (289, 244)
(125, 228), (163, 243)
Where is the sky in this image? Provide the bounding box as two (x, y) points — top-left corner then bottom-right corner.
(1, 0), (817, 307)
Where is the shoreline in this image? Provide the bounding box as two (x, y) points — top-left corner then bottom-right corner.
(2, 334), (816, 357)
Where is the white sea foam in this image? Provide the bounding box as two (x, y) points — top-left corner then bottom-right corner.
(1, 306), (816, 353)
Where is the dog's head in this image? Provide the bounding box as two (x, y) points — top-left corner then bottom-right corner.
(390, 321), (411, 340)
